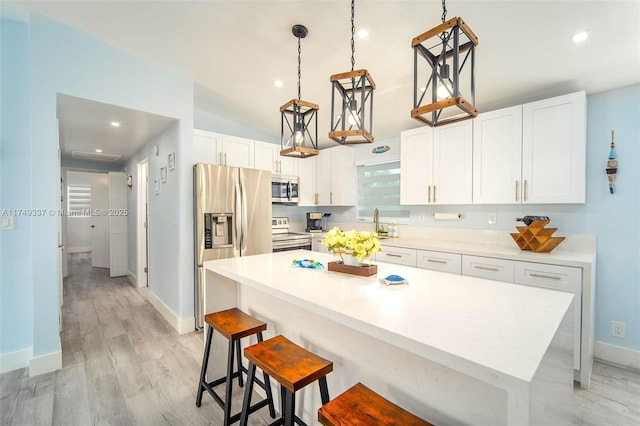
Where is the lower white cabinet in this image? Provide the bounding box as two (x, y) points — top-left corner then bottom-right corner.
(378, 246), (417, 267)
(417, 250), (461, 274)
(462, 255), (514, 283)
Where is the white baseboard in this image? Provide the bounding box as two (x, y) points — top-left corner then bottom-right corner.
(147, 290), (195, 335)
(594, 340), (640, 370)
(127, 270), (137, 287)
(0, 347), (31, 374)
(67, 246), (90, 254)
(29, 350), (62, 377)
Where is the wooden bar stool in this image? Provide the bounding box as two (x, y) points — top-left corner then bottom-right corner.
(239, 334), (333, 426)
(318, 382), (433, 426)
(196, 308), (276, 425)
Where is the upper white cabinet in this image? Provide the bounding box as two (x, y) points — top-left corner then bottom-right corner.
(193, 129), (222, 165)
(254, 141), (299, 176)
(221, 135), (254, 168)
(472, 91), (586, 204)
(298, 156), (317, 207)
(522, 91), (586, 203)
(314, 146), (356, 206)
(472, 105), (523, 204)
(400, 120), (472, 205)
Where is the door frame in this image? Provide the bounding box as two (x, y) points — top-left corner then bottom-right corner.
(137, 156), (149, 287)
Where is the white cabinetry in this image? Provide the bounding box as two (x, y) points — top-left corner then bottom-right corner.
(472, 91), (586, 204)
(472, 106), (523, 204)
(298, 156), (317, 207)
(254, 141), (298, 176)
(193, 129), (221, 164)
(314, 146), (356, 206)
(220, 135), (254, 168)
(377, 246), (416, 267)
(522, 91), (586, 203)
(400, 120), (472, 205)
(417, 250), (461, 274)
(462, 255), (514, 283)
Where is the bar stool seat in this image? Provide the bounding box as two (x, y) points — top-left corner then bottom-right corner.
(240, 334), (333, 426)
(196, 308), (275, 425)
(318, 382), (433, 426)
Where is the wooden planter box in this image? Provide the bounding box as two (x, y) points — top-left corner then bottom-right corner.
(328, 261), (377, 277)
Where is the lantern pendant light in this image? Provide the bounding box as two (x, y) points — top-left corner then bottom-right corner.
(411, 0), (478, 127)
(329, 0), (375, 145)
(281, 24), (319, 159)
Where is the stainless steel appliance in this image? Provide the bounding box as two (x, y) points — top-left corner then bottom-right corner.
(271, 175), (299, 204)
(194, 163), (272, 329)
(272, 217), (312, 252)
(305, 212), (323, 233)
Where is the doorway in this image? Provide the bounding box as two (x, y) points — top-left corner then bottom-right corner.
(137, 157), (149, 287)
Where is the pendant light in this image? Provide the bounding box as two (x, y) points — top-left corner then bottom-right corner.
(329, 0), (375, 145)
(411, 0), (478, 127)
(281, 24), (319, 158)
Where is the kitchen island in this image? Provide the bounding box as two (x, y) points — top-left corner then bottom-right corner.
(204, 250), (574, 425)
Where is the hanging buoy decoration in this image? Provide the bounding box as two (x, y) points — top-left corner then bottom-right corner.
(606, 130), (617, 194)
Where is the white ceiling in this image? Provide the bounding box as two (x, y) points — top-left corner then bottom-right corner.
(7, 1), (640, 156)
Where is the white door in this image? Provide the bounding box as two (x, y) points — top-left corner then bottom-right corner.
(279, 155), (298, 176)
(329, 146), (356, 206)
(297, 156), (317, 207)
(472, 105), (523, 204)
(193, 129), (222, 165)
(253, 140), (278, 172)
(109, 172), (128, 277)
(221, 135), (254, 168)
(433, 120), (473, 205)
(137, 158), (149, 287)
(315, 150), (332, 205)
(56, 124), (64, 331)
(90, 174), (110, 268)
(400, 127), (433, 204)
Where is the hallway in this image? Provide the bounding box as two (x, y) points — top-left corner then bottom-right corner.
(0, 253), (272, 425)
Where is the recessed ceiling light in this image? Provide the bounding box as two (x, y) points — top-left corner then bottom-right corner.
(95, 148), (103, 153)
(111, 121), (120, 127)
(572, 31), (588, 44)
(357, 28), (369, 39)
(274, 79), (283, 88)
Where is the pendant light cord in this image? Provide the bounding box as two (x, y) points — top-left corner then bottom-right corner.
(297, 36), (302, 99)
(441, 0), (447, 23)
(350, 0), (355, 72)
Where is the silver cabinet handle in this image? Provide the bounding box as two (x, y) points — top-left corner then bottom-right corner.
(330, 192), (333, 204)
(385, 253), (403, 258)
(427, 259), (447, 264)
(530, 273), (561, 281)
(224, 152), (228, 166)
(524, 180), (528, 202)
(515, 180), (519, 202)
(428, 186), (431, 203)
(218, 152), (223, 166)
(433, 185), (437, 203)
(314, 193), (319, 205)
(474, 265), (499, 272)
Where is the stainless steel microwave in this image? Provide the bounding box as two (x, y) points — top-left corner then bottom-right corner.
(271, 175), (299, 204)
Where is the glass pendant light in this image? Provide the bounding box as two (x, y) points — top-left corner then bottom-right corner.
(411, 0), (478, 127)
(329, 0), (375, 145)
(280, 24), (319, 158)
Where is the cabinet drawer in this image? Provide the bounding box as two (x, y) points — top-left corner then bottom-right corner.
(514, 262), (581, 293)
(462, 255), (514, 283)
(416, 250), (461, 274)
(378, 246), (417, 267)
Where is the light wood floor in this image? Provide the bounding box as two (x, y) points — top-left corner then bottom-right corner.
(1, 253), (639, 425)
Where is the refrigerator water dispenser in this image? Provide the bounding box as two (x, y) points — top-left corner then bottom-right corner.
(204, 213), (233, 249)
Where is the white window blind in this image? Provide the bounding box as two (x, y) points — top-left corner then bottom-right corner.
(357, 161), (409, 221)
(67, 184), (92, 217)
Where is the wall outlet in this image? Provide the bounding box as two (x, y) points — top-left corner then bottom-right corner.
(611, 321), (626, 338)
(488, 213), (497, 225)
(418, 212), (426, 221)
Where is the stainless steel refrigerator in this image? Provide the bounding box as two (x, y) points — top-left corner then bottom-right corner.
(194, 163), (272, 329)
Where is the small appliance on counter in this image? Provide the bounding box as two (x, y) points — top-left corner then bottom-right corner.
(305, 212), (323, 233)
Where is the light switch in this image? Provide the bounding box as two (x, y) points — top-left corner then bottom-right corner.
(1, 215), (14, 230)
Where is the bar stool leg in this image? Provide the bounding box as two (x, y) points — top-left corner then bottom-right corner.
(283, 389), (295, 426)
(256, 332), (276, 418)
(239, 362), (257, 426)
(235, 339), (244, 387)
(318, 376), (330, 405)
(223, 340), (235, 426)
(195, 325), (214, 407)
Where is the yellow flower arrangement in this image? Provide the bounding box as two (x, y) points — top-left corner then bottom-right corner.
(322, 227), (381, 265)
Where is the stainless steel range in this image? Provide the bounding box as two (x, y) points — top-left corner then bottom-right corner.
(272, 217), (312, 252)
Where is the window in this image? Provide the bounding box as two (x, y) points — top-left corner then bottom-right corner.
(357, 160), (409, 221)
(67, 184), (92, 217)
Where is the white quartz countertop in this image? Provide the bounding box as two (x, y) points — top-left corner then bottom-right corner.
(204, 250), (573, 386)
(311, 233), (595, 268)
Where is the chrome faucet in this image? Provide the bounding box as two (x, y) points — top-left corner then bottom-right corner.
(373, 208), (379, 233)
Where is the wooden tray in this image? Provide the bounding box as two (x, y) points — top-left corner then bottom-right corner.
(510, 220), (565, 253)
(328, 261), (377, 277)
